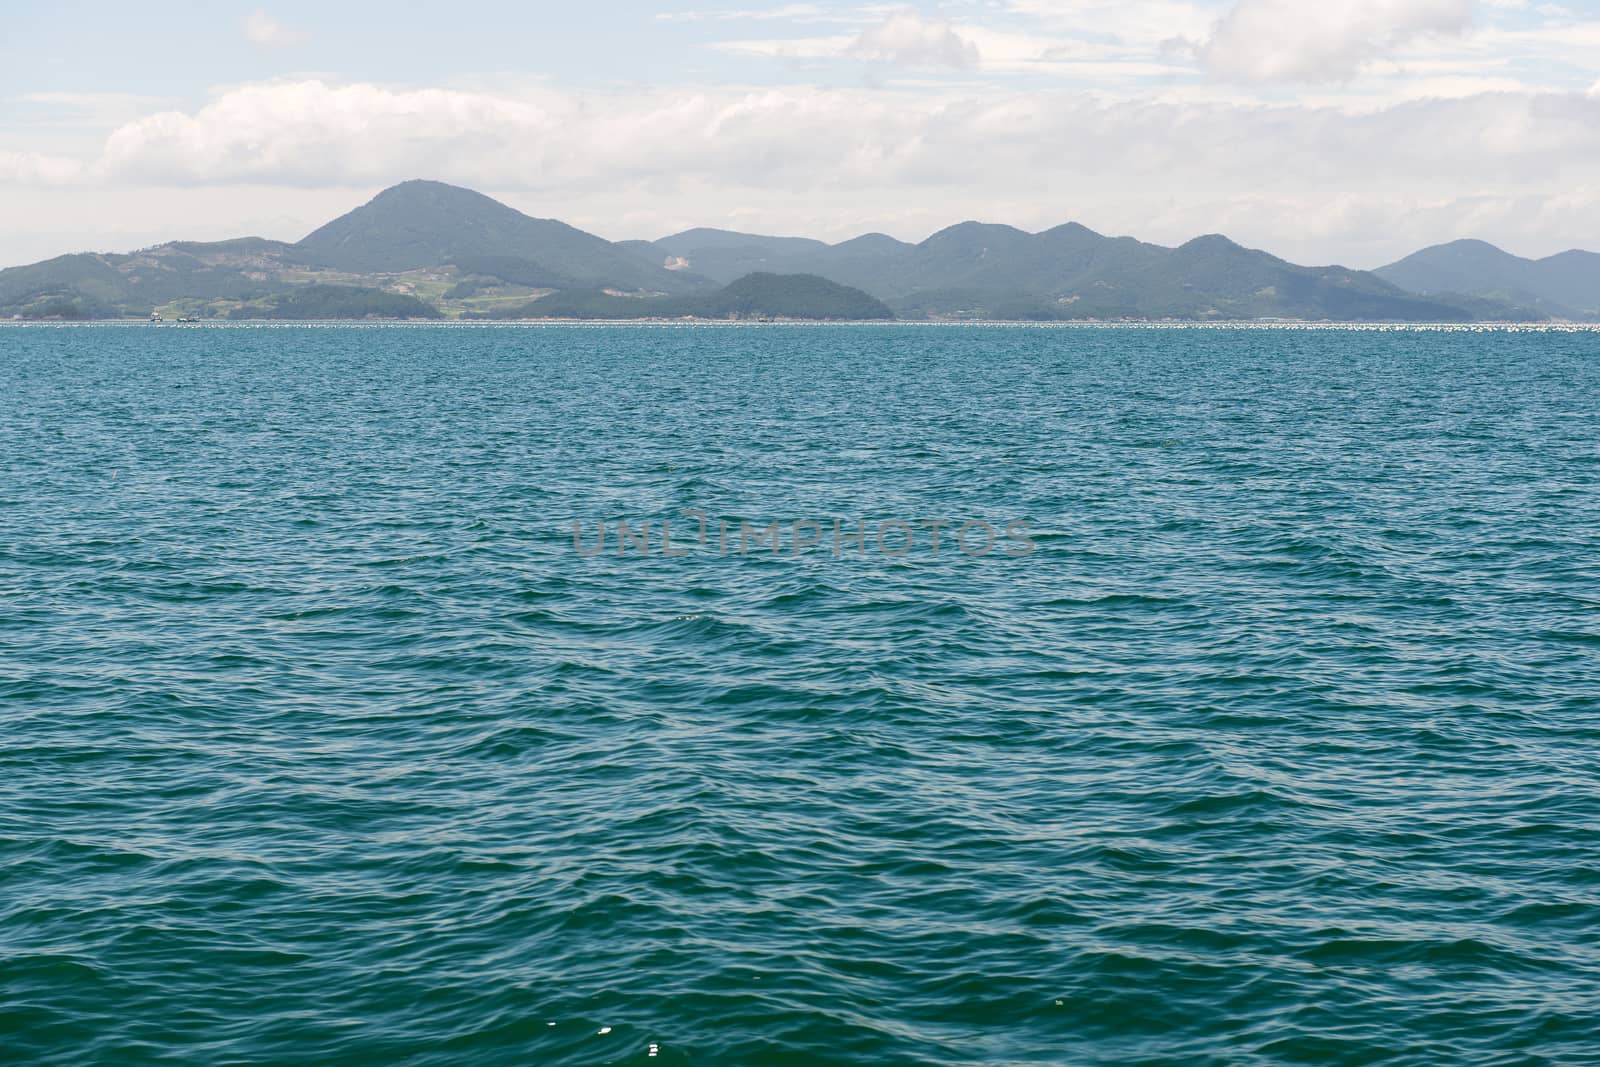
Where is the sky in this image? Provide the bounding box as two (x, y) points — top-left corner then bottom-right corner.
(4, 0), (1600, 269)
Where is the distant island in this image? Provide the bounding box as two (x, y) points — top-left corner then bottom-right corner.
(1, 179), (1592, 322)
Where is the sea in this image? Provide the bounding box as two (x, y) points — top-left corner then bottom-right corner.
(2, 323), (1597, 1066)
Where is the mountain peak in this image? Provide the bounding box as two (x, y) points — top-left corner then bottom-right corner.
(919, 221), (1033, 256)
(294, 180), (539, 270)
(288, 181), (699, 292)
(925, 221), (1030, 239)
(361, 179), (537, 221)
(1038, 221), (1102, 239)
(1542, 248), (1600, 265)
(1179, 233), (1244, 253)
(833, 232), (911, 253)
(1433, 238), (1509, 254)
(356, 179), (524, 218)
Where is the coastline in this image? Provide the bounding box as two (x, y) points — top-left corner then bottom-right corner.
(4, 318), (1596, 331)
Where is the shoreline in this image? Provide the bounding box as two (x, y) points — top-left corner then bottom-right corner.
(3, 318), (1596, 331)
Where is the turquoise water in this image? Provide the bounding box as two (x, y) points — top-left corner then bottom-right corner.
(2, 324), (1597, 1066)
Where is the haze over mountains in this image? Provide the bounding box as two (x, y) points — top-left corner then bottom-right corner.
(1375, 240), (1600, 321)
(639, 225), (1530, 322)
(0, 180), (1592, 322)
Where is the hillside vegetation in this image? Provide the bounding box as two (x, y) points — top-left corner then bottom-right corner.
(225, 285), (442, 320)
(1376, 239), (1600, 319)
(473, 273), (895, 320)
(0, 179), (1563, 322)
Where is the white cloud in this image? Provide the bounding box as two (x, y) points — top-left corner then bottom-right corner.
(702, 0), (1593, 100)
(8, 77), (1600, 266)
(243, 9), (309, 48)
(1194, 0), (1478, 82)
(11, 0), (1600, 270)
(0, 150), (84, 185)
(848, 13), (980, 68)
(95, 82), (559, 186)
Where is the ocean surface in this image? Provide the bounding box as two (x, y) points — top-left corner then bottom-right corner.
(2, 323), (1597, 1066)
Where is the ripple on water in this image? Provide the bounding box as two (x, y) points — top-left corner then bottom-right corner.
(1, 324), (1598, 1066)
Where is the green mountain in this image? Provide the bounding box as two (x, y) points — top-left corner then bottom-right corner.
(294, 180), (702, 293)
(1376, 239), (1600, 319)
(648, 223), (1516, 322)
(474, 272), (894, 320)
(0, 246), (285, 319)
(0, 181), (717, 320)
(225, 284), (441, 320)
(0, 180), (1552, 321)
(699, 272), (893, 319)
(641, 228), (836, 282)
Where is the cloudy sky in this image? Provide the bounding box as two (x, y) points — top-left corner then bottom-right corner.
(4, 0), (1600, 268)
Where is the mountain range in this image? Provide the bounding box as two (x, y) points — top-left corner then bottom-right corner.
(1, 180), (1592, 322)
(1374, 239), (1600, 320)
